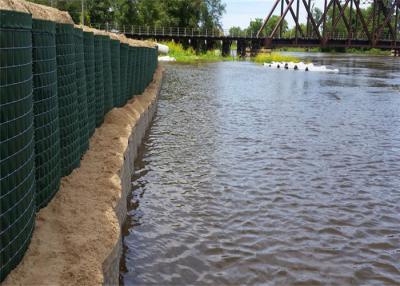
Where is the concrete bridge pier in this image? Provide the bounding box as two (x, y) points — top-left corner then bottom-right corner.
(250, 40), (262, 56)
(237, 40), (247, 58)
(222, 40), (232, 57)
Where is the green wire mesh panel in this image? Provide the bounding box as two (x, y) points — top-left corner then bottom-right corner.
(131, 46), (140, 97)
(83, 31), (95, 137)
(101, 35), (113, 114)
(56, 23), (80, 177)
(119, 43), (128, 107)
(138, 47), (145, 94)
(74, 28), (89, 156)
(110, 39), (121, 108)
(125, 46), (133, 101)
(94, 35), (104, 127)
(0, 10), (36, 282)
(31, 19), (60, 209)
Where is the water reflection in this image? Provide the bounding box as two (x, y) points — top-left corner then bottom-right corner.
(121, 55), (400, 285)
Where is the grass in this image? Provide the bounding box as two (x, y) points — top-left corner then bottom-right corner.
(252, 52), (301, 64)
(160, 41), (226, 63)
(345, 48), (392, 56)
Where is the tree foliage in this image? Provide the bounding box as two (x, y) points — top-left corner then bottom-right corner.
(27, 0), (226, 31)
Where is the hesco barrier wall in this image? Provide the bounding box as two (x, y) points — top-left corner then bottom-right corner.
(31, 19), (60, 209)
(74, 28), (89, 156)
(1, 6), (158, 281)
(0, 10), (36, 282)
(94, 34), (104, 127)
(83, 31), (96, 136)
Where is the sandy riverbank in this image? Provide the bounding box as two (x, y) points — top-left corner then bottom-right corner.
(4, 67), (164, 286)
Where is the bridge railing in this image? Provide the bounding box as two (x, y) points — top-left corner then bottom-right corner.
(90, 24), (398, 41)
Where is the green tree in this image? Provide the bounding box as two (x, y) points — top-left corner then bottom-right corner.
(246, 16), (288, 37)
(229, 26), (243, 36)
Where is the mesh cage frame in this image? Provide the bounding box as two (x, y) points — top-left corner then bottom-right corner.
(119, 43), (129, 107)
(131, 46), (139, 97)
(74, 28), (89, 156)
(101, 35), (113, 114)
(31, 18), (61, 210)
(0, 10), (36, 282)
(110, 39), (121, 108)
(83, 31), (95, 136)
(94, 34), (104, 127)
(56, 23), (80, 177)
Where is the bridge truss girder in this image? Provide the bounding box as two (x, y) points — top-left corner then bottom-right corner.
(257, 0), (400, 48)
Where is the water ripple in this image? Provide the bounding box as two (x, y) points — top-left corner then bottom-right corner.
(121, 56), (400, 285)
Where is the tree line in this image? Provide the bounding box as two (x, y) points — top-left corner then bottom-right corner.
(28, 0), (226, 30)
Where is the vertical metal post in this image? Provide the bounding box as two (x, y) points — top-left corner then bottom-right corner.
(395, 0), (399, 42)
(306, 0), (311, 37)
(323, 0), (327, 40)
(296, 0), (300, 40)
(349, 0), (353, 40)
(280, 0), (284, 37)
(332, 0), (336, 37)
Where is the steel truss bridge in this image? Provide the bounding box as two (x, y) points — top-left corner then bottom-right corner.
(96, 0), (399, 55)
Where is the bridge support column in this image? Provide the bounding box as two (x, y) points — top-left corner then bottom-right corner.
(250, 40), (262, 56)
(237, 40), (247, 58)
(222, 40), (231, 57)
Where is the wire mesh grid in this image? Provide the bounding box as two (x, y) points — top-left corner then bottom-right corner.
(94, 35), (104, 127)
(110, 39), (121, 108)
(83, 31), (96, 137)
(31, 19), (61, 209)
(0, 10), (36, 282)
(74, 28), (89, 156)
(101, 35), (113, 114)
(56, 23), (80, 177)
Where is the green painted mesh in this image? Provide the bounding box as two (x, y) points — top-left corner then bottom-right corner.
(125, 46), (133, 100)
(138, 48), (145, 94)
(0, 10), (36, 282)
(74, 28), (89, 156)
(119, 43), (128, 107)
(83, 31), (95, 136)
(31, 19), (60, 209)
(110, 39), (121, 107)
(101, 35), (113, 114)
(132, 47), (140, 96)
(56, 23), (80, 176)
(94, 35), (104, 126)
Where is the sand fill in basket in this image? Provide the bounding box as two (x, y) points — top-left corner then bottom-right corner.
(0, 10), (36, 282)
(110, 39), (121, 108)
(56, 23), (80, 176)
(74, 28), (89, 156)
(119, 43), (129, 107)
(31, 18), (61, 209)
(101, 35), (113, 114)
(83, 31), (95, 136)
(93, 34), (104, 126)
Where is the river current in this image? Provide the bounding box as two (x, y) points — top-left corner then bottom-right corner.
(121, 54), (400, 285)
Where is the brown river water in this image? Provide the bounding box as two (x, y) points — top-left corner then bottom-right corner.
(120, 54), (400, 285)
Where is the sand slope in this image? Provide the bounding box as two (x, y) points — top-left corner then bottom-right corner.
(4, 67), (164, 286)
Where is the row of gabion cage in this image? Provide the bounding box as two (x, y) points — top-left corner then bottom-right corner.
(0, 10), (158, 281)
